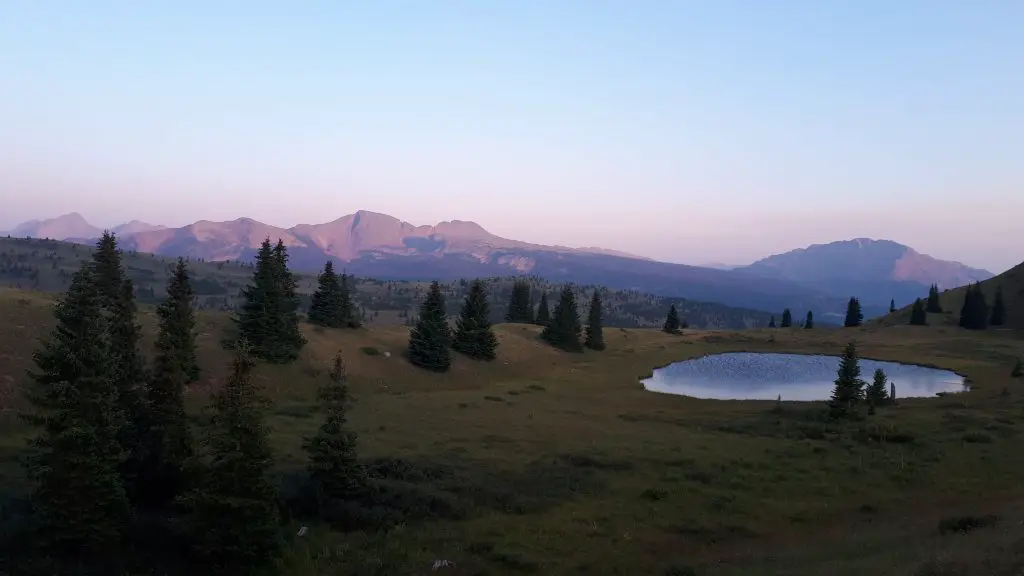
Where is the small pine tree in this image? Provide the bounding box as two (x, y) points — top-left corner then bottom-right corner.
(768, 316), (776, 328)
(235, 238), (307, 362)
(541, 284), (583, 352)
(584, 290), (605, 351)
(1011, 358), (1022, 378)
(663, 305), (681, 334)
(308, 261), (342, 328)
(505, 280), (534, 323)
(844, 297), (863, 327)
(804, 310), (814, 329)
(535, 292), (550, 326)
(304, 352), (366, 506)
(990, 285), (1006, 326)
(889, 298), (897, 314)
(780, 308), (792, 328)
(338, 272), (361, 328)
(926, 283), (943, 313)
(407, 280), (452, 371)
(22, 263), (130, 572)
(958, 282), (988, 331)
(270, 239), (307, 359)
(179, 344), (281, 571)
(452, 280), (499, 361)
(909, 298), (928, 326)
(828, 342), (866, 419)
(866, 368), (890, 406)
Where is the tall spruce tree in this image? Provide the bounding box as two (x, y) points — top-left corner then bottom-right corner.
(844, 297), (863, 327)
(1012, 358), (1022, 378)
(889, 299), (897, 314)
(990, 285), (1006, 326)
(958, 283), (988, 331)
(535, 292), (550, 326)
(541, 284), (583, 352)
(140, 259), (198, 507)
(159, 258), (200, 383)
(504, 280), (534, 323)
(584, 290), (605, 351)
(780, 308), (793, 328)
(304, 352), (365, 506)
(308, 261), (343, 328)
(452, 280), (499, 361)
(179, 344), (281, 571)
(407, 280), (452, 371)
(804, 310), (814, 329)
(663, 305), (681, 334)
(337, 272), (361, 328)
(22, 263), (130, 573)
(235, 238), (306, 362)
(828, 341), (866, 419)
(909, 298), (928, 325)
(866, 368), (890, 406)
(926, 283), (943, 313)
(91, 232), (148, 503)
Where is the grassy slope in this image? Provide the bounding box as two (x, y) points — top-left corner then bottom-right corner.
(874, 260), (1024, 331)
(0, 237), (776, 329)
(2, 290), (1024, 575)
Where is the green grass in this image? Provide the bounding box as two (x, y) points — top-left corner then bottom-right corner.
(2, 289), (1024, 575)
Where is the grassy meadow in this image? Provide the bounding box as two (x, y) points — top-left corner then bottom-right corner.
(1, 287), (1023, 575)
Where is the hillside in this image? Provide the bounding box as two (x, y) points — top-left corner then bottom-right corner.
(738, 238), (994, 309)
(1, 289), (1022, 574)
(874, 260), (1024, 330)
(0, 237), (776, 329)
(7, 211), (858, 318)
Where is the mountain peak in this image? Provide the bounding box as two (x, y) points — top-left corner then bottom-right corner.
(11, 212), (101, 240)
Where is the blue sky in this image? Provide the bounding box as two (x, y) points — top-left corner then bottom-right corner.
(1, 1), (1021, 271)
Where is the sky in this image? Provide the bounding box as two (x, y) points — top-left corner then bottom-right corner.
(1, 1), (1021, 272)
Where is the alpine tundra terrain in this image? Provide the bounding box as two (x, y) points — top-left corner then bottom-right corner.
(0, 233), (1021, 575)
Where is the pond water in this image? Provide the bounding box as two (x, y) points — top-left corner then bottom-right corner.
(642, 352), (967, 401)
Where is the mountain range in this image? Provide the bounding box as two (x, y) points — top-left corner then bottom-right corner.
(2, 211), (996, 320)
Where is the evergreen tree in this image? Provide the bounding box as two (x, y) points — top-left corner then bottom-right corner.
(304, 352), (365, 506)
(541, 284), (583, 352)
(926, 283), (943, 313)
(780, 308), (793, 328)
(958, 282), (989, 331)
(504, 280), (534, 323)
(534, 292), (550, 326)
(1012, 358), (1022, 378)
(828, 342), (866, 419)
(843, 297), (863, 327)
(22, 263), (130, 572)
(990, 285), (1006, 326)
(337, 272), (361, 328)
(452, 280), (499, 361)
(139, 259), (198, 507)
(407, 280), (452, 371)
(866, 368), (890, 406)
(179, 344), (280, 571)
(234, 238), (307, 362)
(308, 261), (342, 328)
(663, 305), (681, 334)
(909, 298), (928, 325)
(271, 239), (307, 358)
(889, 299), (897, 314)
(159, 258), (200, 383)
(768, 316), (776, 328)
(91, 232), (148, 502)
(584, 290), (605, 351)
(804, 310), (814, 329)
